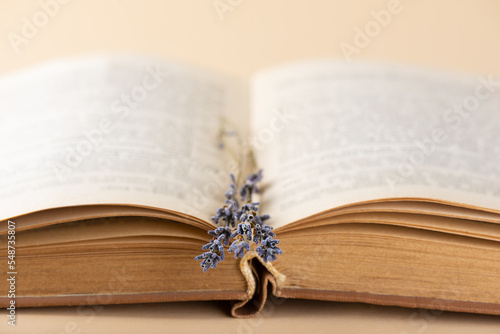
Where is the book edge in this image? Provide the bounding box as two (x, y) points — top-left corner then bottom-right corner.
(274, 288), (500, 316)
(0, 290), (247, 308)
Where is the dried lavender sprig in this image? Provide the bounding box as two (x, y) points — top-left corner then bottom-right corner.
(256, 236), (283, 263)
(195, 170), (281, 272)
(240, 169), (263, 201)
(230, 222), (253, 241)
(195, 251), (223, 272)
(224, 174), (238, 202)
(253, 223), (275, 244)
(202, 238), (225, 260)
(255, 214), (270, 226)
(228, 240), (251, 259)
(208, 226), (232, 246)
(211, 199), (238, 227)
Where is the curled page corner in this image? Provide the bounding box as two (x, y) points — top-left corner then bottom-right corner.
(230, 250), (286, 318)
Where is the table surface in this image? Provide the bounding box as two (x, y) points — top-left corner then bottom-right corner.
(1, 0), (500, 332)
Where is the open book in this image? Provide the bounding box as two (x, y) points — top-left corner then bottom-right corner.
(1, 55), (500, 318)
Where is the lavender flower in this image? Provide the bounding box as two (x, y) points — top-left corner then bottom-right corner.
(211, 174), (242, 227)
(195, 252), (223, 272)
(224, 174), (238, 202)
(208, 226), (232, 246)
(255, 214), (270, 225)
(228, 240), (251, 259)
(194, 229), (230, 272)
(253, 223), (276, 244)
(241, 202), (259, 212)
(240, 169), (263, 201)
(211, 199), (238, 227)
(231, 222), (253, 241)
(256, 236), (282, 263)
(239, 202), (260, 224)
(202, 238), (225, 260)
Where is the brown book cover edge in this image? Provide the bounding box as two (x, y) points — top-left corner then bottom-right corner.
(234, 260), (500, 317)
(2, 253), (500, 317)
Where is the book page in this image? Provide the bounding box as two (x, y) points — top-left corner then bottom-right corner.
(250, 60), (500, 227)
(0, 54), (248, 223)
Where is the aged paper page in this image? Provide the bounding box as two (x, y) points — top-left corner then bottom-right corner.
(0, 54), (248, 222)
(251, 60), (500, 226)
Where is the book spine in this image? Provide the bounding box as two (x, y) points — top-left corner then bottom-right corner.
(231, 251), (286, 318)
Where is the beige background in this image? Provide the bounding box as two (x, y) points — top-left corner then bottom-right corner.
(1, 0), (500, 77)
(1, 0), (500, 332)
